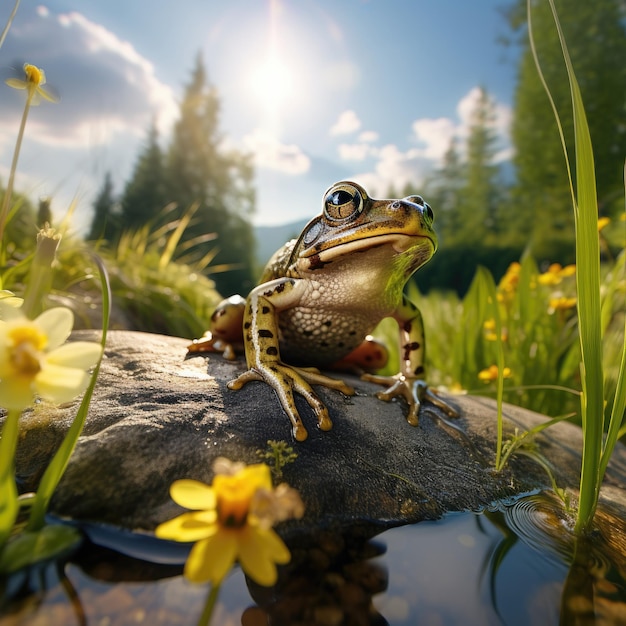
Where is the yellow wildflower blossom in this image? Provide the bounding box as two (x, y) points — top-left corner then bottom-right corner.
(498, 262), (521, 293)
(538, 263), (576, 286)
(0, 305), (102, 410)
(6, 63), (58, 105)
(597, 217), (611, 232)
(549, 296), (577, 312)
(478, 365), (512, 383)
(156, 458), (303, 587)
(482, 318), (508, 342)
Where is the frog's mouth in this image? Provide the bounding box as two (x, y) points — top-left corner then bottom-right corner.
(302, 232), (435, 263)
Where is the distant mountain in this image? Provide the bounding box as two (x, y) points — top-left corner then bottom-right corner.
(254, 218), (309, 268)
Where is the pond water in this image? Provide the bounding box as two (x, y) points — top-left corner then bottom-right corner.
(1, 493), (625, 625)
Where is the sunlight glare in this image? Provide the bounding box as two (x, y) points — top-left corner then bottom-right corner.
(248, 53), (295, 115)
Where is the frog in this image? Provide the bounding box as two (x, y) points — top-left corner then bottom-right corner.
(189, 181), (457, 441)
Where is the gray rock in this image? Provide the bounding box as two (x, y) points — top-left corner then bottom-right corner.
(10, 330), (626, 533)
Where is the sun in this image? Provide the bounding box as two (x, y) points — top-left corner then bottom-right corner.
(248, 53), (295, 116)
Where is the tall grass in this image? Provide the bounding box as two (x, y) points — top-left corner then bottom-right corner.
(527, 0), (626, 533)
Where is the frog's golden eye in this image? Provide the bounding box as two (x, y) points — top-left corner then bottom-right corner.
(324, 183), (363, 221)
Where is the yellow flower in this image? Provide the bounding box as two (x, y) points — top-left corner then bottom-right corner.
(538, 263), (576, 286)
(597, 216), (611, 232)
(482, 318), (507, 342)
(5, 63), (58, 105)
(498, 262), (521, 293)
(0, 305), (102, 410)
(478, 365), (512, 383)
(155, 458), (303, 587)
(549, 296), (577, 312)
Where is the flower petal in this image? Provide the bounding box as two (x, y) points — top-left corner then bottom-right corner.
(46, 341), (102, 369)
(35, 308), (73, 349)
(0, 376), (34, 410)
(155, 511), (217, 543)
(5, 78), (27, 90)
(237, 526), (290, 586)
(185, 531), (237, 585)
(34, 363), (90, 404)
(0, 298), (23, 320)
(170, 480), (216, 510)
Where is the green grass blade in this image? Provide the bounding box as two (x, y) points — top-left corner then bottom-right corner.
(26, 254), (111, 530)
(529, 0), (605, 532)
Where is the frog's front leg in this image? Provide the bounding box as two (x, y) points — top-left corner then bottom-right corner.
(227, 278), (354, 441)
(362, 295), (458, 424)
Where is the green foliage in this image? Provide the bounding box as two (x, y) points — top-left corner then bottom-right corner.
(0, 525), (82, 574)
(87, 172), (119, 242)
(506, 0), (626, 255)
(165, 55), (256, 297)
(526, 0), (626, 534)
(12, 207), (223, 338)
(120, 120), (166, 231)
(257, 440), (298, 480)
(0, 187), (37, 257)
(425, 88), (508, 252)
(379, 249), (624, 428)
(87, 55), (257, 299)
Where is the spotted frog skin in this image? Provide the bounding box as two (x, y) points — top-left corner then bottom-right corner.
(190, 181), (457, 441)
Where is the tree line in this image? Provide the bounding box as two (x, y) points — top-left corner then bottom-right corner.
(88, 55), (256, 298)
(413, 0), (626, 294)
(89, 0), (625, 297)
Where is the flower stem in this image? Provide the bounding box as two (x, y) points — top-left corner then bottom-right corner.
(197, 583), (221, 626)
(0, 92), (32, 244)
(0, 410), (21, 547)
(0, 0), (20, 51)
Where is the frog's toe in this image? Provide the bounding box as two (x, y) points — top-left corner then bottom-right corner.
(421, 384), (459, 418)
(292, 367), (355, 397)
(227, 369), (264, 390)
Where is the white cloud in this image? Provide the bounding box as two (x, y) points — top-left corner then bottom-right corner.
(329, 110), (361, 136)
(243, 128), (310, 175)
(411, 87), (512, 164)
(358, 130), (379, 143)
(0, 5), (177, 150)
(411, 117), (456, 161)
(338, 143), (375, 161)
(331, 87), (512, 198)
(353, 144), (433, 197)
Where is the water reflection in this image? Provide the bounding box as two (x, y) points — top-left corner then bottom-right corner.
(1, 494), (626, 625)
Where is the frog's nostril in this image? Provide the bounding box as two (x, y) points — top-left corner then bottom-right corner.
(424, 203), (434, 221)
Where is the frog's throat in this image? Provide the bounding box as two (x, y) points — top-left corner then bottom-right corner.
(300, 233), (434, 263)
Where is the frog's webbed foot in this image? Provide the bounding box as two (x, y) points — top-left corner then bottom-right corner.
(361, 374), (458, 426)
(228, 364), (354, 442)
(187, 331), (239, 361)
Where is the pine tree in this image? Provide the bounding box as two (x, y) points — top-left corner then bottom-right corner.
(506, 0), (626, 260)
(461, 88), (503, 242)
(88, 172), (119, 241)
(425, 137), (465, 246)
(166, 54), (256, 296)
(120, 120), (166, 230)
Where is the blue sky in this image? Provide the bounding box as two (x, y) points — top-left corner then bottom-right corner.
(0, 0), (520, 233)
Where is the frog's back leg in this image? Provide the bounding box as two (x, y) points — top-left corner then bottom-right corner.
(331, 335), (389, 374)
(187, 295), (245, 360)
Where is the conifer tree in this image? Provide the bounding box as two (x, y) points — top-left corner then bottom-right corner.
(166, 54), (256, 296)
(506, 0), (626, 260)
(461, 87), (501, 241)
(88, 172), (118, 241)
(120, 120), (166, 230)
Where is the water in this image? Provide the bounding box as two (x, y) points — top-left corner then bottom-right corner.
(1, 493), (625, 625)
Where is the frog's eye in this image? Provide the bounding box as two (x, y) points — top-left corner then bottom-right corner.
(323, 183), (363, 221)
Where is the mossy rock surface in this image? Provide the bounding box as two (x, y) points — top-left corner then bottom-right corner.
(10, 331), (626, 534)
